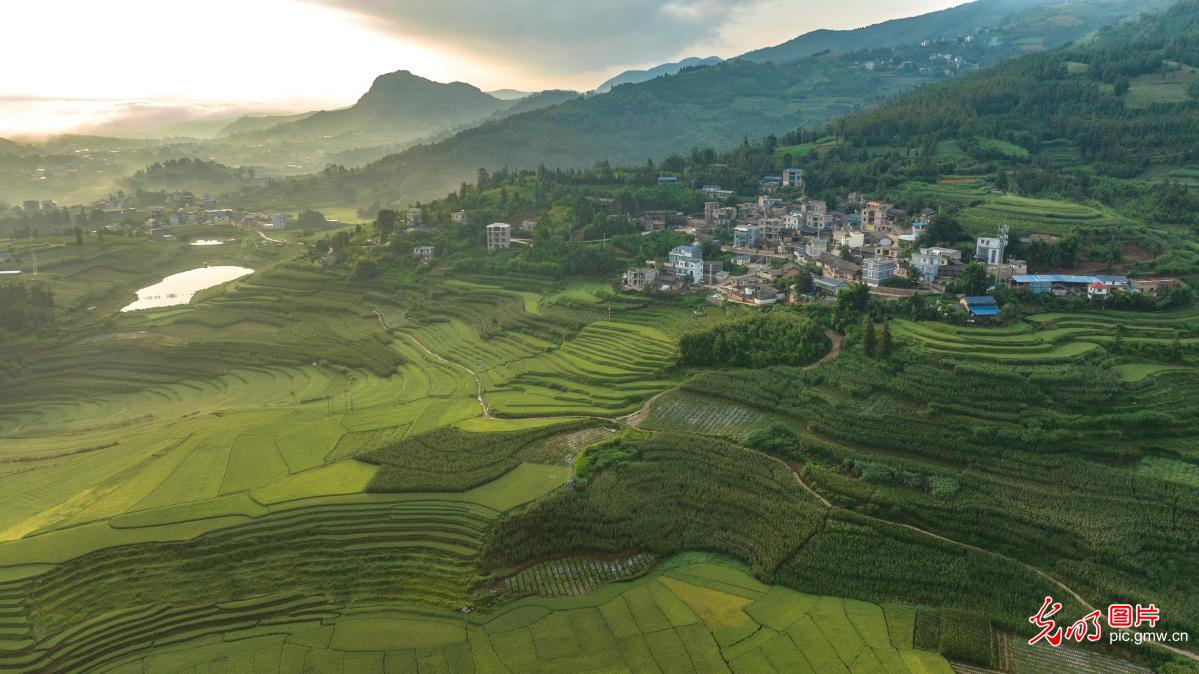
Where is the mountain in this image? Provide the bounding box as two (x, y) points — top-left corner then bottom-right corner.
(0, 138), (25, 154)
(229, 70), (510, 147)
(218, 111), (318, 137)
(487, 89), (534, 101)
(595, 56), (723, 92)
(781, 0), (1199, 230)
(740, 0), (1171, 64)
(490, 90), (581, 118)
(249, 0), (1164, 209)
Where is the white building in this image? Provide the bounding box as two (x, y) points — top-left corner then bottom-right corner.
(863, 257), (897, 287)
(669, 245), (704, 284)
(910, 247), (962, 284)
(486, 223), (511, 251)
(413, 245), (435, 260)
(976, 225), (1009, 265)
(269, 213), (289, 230)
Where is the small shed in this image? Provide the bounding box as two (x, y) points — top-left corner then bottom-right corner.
(960, 296), (1000, 317)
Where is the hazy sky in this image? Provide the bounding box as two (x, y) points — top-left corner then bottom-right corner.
(0, 0), (962, 136)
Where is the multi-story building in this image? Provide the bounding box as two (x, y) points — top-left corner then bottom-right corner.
(975, 225), (1009, 265)
(486, 223), (511, 250)
(860, 201), (893, 231)
(704, 202), (721, 225)
(626, 267), (658, 291)
(413, 245), (436, 260)
(669, 245), (704, 283)
(733, 225), (759, 249)
(910, 247), (963, 284)
(270, 213), (289, 230)
(782, 168), (804, 189)
(863, 257), (897, 287)
(408, 208), (423, 226)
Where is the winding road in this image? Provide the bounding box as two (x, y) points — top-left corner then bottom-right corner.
(620, 326), (1197, 664)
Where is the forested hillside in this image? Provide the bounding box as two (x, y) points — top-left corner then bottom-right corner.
(785, 0), (1199, 229)
(244, 0), (1170, 210)
(741, 0), (1168, 63)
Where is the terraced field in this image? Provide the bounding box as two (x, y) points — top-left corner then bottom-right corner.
(0, 242), (726, 672)
(48, 561), (954, 673)
(892, 307), (1199, 364)
(958, 195), (1132, 237)
(0, 463), (574, 673)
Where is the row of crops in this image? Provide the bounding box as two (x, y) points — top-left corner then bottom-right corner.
(0, 500), (498, 671)
(501, 553), (656, 597)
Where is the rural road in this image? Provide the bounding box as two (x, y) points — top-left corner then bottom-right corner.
(365, 303), (491, 418)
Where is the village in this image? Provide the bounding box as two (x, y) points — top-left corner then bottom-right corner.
(607, 170), (1182, 317)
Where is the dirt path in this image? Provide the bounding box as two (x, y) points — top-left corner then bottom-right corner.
(366, 304), (491, 418)
(619, 390), (669, 428)
(256, 231), (285, 245)
(812, 330), (844, 368)
(761, 448), (1199, 664)
(403, 333), (492, 419)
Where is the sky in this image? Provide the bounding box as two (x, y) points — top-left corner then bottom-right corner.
(0, 0), (963, 137)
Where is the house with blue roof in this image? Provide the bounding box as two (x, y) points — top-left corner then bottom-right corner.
(960, 296), (1000, 318)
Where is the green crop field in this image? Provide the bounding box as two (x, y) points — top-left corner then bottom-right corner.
(1, 232), (1192, 673)
(43, 561), (954, 673)
(891, 306), (1199, 365)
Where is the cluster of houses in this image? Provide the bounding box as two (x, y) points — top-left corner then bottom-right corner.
(141, 192), (297, 239)
(698, 187), (1031, 293)
(621, 180), (1184, 311)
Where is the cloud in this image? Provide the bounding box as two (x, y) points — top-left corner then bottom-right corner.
(301, 0), (766, 81)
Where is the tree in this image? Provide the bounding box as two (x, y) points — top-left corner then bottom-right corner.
(924, 209), (966, 247)
(374, 209), (398, 241)
(836, 283), (870, 316)
(879, 321), (893, 359)
(297, 209), (327, 229)
(1171, 330), (1183, 362)
(1112, 324), (1124, 354)
(74, 227), (83, 246)
(950, 262), (992, 296)
(862, 316), (877, 357)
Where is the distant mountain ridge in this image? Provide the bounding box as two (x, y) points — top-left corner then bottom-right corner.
(219, 111), (318, 137)
(595, 56), (723, 92)
(487, 89), (534, 101)
(739, 0), (1171, 63)
(227, 70), (509, 145)
(253, 0), (1164, 208)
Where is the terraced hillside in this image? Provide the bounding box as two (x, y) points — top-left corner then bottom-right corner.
(630, 309), (1199, 658)
(10, 561), (955, 673)
(891, 307), (1199, 364)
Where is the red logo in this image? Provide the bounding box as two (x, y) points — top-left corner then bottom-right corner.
(1029, 597), (1162, 646)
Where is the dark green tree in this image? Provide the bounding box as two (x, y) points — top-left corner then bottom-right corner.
(879, 321), (893, 359)
(862, 316), (877, 357)
(374, 209), (398, 240)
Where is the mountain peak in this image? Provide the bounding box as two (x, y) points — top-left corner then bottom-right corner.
(360, 70), (489, 105)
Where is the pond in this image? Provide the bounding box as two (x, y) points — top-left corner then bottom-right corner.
(121, 266), (254, 312)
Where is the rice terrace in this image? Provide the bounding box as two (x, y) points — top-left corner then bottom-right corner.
(6, 0), (1199, 671)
